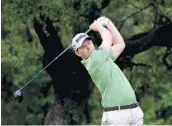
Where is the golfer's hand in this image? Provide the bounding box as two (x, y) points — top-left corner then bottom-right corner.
(89, 20), (102, 32)
(97, 16), (111, 27)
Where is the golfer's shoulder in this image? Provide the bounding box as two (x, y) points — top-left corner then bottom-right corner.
(97, 42), (111, 54)
(81, 54), (99, 71)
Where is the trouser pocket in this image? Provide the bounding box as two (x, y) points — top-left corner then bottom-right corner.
(101, 112), (113, 125)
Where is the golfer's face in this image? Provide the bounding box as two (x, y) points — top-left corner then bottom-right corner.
(76, 40), (95, 58)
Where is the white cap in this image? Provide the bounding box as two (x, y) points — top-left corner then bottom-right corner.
(72, 33), (92, 51)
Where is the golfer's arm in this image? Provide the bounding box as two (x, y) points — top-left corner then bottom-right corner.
(97, 25), (113, 46)
(106, 21), (126, 58)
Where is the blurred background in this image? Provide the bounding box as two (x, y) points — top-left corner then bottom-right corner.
(1, 0), (172, 125)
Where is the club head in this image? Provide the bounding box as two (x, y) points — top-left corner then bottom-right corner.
(14, 90), (23, 103)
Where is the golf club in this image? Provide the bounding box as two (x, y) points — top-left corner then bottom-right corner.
(14, 28), (92, 103)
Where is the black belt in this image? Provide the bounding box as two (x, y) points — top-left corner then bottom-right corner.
(104, 103), (138, 112)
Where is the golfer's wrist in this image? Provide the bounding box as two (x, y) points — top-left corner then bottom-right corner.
(106, 20), (114, 28)
(97, 25), (106, 32)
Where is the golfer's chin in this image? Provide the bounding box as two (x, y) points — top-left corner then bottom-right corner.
(88, 50), (94, 56)
(83, 52), (92, 59)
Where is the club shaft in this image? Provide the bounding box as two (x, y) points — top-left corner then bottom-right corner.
(85, 29), (91, 34)
(19, 45), (72, 90)
(19, 29), (91, 91)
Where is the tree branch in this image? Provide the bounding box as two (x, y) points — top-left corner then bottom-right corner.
(162, 47), (172, 70)
(150, 0), (159, 28)
(116, 23), (172, 69)
(118, 3), (151, 31)
(129, 2), (140, 9)
(101, 0), (111, 9)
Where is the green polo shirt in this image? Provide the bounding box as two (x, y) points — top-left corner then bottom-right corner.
(81, 43), (137, 108)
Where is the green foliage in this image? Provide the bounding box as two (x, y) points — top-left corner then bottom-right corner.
(87, 88), (102, 124)
(1, 18), (55, 125)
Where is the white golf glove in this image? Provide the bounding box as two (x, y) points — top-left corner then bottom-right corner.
(96, 16), (111, 26)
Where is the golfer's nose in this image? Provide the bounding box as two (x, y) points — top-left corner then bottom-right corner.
(87, 46), (91, 51)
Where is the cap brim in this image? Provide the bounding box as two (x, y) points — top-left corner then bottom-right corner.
(75, 36), (92, 51)
(79, 36), (92, 46)
(85, 36), (92, 40)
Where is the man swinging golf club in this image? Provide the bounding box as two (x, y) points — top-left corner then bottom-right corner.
(72, 16), (144, 125)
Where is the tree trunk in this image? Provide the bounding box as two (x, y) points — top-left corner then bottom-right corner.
(34, 16), (94, 124)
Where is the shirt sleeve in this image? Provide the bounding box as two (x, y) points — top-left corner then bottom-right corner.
(99, 42), (117, 61)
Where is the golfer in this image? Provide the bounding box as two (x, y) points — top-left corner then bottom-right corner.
(72, 17), (144, 125)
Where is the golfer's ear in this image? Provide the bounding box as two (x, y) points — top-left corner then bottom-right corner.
(75, 51), (80, 57)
